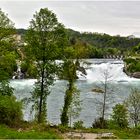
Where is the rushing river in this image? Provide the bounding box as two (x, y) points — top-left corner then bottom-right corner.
(10, 59), (140, 127)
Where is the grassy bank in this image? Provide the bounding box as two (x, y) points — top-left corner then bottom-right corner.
(0, 124), (63, 139)
(1, 124), (140, 139)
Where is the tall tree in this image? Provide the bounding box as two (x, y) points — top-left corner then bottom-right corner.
(0, 8), (16, 80)
(60, 41), (89, 126)
(25, 8), (67, 123)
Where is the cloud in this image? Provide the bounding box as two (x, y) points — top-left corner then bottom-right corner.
(0, 1), (140, 36)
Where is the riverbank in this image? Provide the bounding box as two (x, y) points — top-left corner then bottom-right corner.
(1, 124), (140, 139)
(0, 124), (62, 139)
(123, 57), (140, 78)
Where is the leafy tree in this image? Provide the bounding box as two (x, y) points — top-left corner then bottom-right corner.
(61, 41), (88, 126)
(125, 89), (140, 127)
(112, 104), (128, 129)
(60, 60), (77, 126)
(0, 9), (23, 128)
(0, 9), (16, 80)
(25, 8), (67, 123)
(68, 86), (82, 128)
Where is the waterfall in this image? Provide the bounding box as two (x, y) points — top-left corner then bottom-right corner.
(10, 59), (140, 127)
(12, 60), (24, 79)
(79, 59), (140, 82)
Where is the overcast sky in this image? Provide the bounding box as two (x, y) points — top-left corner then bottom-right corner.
(0, 1), (140, 37)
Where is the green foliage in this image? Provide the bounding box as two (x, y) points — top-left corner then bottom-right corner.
(60, 60), (77, 126)
(132, 43), (140, 54)
(0, 77), (22, 127)
(124, 57), (136, 64)
(0, 8), (14, 28)
(113, 128), (140, 139)
(61, 85), (74, 126)
(68, 86), (82, 127)
(112, 104), (128, 129)
(124, 57), (140, 73)
(0, 81), (14, 96)
(73, 121), (84, 129)
(89, 46), (104, 58)
(92, 117), (108, 129)
(0, 95), (22, 126)
(25, 8), (67, 123)
(0, 9), (16, 80)
(125, 89), (140, 127)
(20, 61), (38, 78)
(0, 125), (62, 139)
(60, 59), (82, 126)
(67, 29), (140, 50)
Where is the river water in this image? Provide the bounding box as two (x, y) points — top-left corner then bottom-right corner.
(10, 59), (140, 127)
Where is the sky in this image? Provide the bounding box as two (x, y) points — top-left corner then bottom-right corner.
(0, 0), (140, 37)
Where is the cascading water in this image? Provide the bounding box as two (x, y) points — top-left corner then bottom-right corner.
(85, 59), (140, 82)
(12, 60), (24, 79)
(10, 59), (140, 127)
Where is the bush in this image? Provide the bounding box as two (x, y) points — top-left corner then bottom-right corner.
(92, 117), (108, 129)
(108, 119), (120, 129)
(21, 61), (38, 78)
(73, 120), (84, 129)
(0, 95), (22, 126)
(0, 81), (14, 96)
(112, 104), (128, 129)
(124, 58), (136, 64)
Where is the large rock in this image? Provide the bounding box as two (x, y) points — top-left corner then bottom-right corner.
(132, 72), (140, 78)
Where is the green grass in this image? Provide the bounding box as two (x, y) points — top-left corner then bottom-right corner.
(1, 123), (140, 139)
(0, 124), (63, 139)
(113, 129), (140, 139)
(90, 128), (140, 139)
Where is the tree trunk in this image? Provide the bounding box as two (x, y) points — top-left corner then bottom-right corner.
(102, 80), (107, 128)
(38, 67), (44, 123)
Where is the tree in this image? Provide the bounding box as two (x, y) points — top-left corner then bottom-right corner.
(125, 89), (140, 127)
(0, 9), (23, 127)
(93, 68), (114, 128)
(112, 104), (128, 129)
(68, 85), (82, 128)
(25, 8), (67, 123)
(0, 8), (16, 80)
(61, 41), (89, 126)
(60, 59), (78, 126)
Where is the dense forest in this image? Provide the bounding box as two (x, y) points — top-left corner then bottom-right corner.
(16, 28), (140, 58)
(17, 28), (140, 49)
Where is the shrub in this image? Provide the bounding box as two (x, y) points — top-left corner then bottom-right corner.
(0, 95), (22, 126)
(21, 61), (38, 78)
(107, 119), (120, 129)
(92, 117), (108, 129)
(112, 104), (128, 129)
(124, 58), (136, 64)
(73, 120), (84, 129)
(0, 81), (14, 96)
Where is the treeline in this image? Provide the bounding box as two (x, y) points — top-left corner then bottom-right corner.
(67, 29), (140, 49)
(16, 28), (140, 58)
(17, 28), (140, 49)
